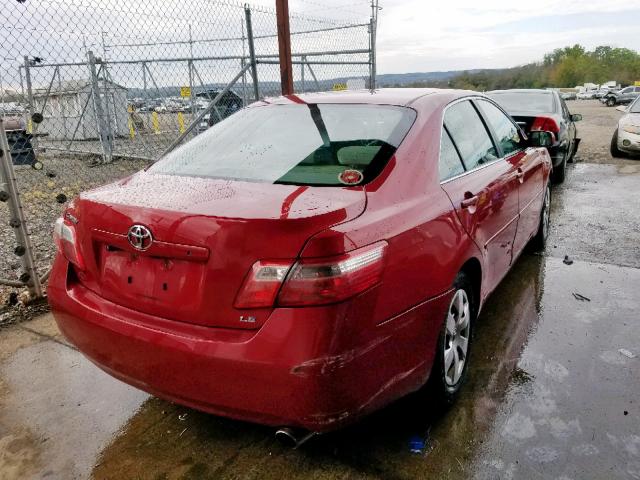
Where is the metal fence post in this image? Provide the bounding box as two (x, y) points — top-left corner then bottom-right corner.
(301, 55), (306, 93)
(142, 61), (147, 94)
(369, 17), (377, 90)
(23, 56), (38, 149)
(87, 50), (112, 163)
(241, 18), (248, 106)
(244, 5), (260, 101)
(101, 62), (115, 145)
(0, 119), (43, 297)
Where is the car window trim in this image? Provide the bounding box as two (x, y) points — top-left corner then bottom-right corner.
(439, 96), (516, 185)
(552, 92), (560, 114)
(473, 98), (507, 159)
(559, 96), (570, 118)
(442, 124), (467, 174)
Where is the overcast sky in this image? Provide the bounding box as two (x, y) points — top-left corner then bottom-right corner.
(252, 0), (640, 74)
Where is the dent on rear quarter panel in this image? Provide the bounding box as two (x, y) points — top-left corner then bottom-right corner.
(287, 93), (482, 428)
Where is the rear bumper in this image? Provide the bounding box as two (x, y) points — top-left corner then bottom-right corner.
(48, 257), (450, 432)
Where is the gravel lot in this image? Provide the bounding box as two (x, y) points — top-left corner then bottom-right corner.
(569, 99), (634, 164)
(0, 153), (149, 320)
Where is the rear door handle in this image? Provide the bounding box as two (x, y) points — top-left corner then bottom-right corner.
(461, 193), (479, 209)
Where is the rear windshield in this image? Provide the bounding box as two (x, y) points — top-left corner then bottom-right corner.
(487, 92), (556, 114)
(150, 104), (416, 186)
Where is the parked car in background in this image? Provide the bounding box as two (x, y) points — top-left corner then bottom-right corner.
(487, 89), (581, 183)
(611, 97), (640, 158)
(577, 90), (596, 100)
(600, 89), (619, 103)
(48, 89), (553, 436)
(603, 86), (640, 107)
(595, 88), (614, 99)
(560, 91), (577, 101)
(1, 114), (37, 166)
(195, 89), (244, 132)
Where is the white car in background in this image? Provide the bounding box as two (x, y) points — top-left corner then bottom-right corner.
(577, 90), (597, 100)
(611, 97), (640, 158)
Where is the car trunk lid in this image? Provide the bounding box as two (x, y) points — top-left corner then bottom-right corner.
(71, 171), (366, 329)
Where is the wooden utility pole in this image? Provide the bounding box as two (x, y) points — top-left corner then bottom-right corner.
(275, 0), (294, 95)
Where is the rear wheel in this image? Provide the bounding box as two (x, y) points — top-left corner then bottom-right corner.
(530, 185), (551, 251)
(610, 129), (628, 158)
(429, 272), (475, 405)
(551, 154), (567, 184)
(568, 139), (580, 163)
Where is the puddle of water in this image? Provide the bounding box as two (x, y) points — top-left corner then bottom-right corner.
(0, 340), (147, 479)
(0, 252), (638, 479)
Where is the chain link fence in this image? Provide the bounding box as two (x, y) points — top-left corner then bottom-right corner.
(0, 0), (377, 321)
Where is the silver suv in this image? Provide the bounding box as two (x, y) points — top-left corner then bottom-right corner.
(604, 86), (640, 107)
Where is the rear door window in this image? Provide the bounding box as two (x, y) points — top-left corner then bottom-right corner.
(476, 100), (523, 157)
(444, 100), (498, 170)
(439, 129), (465, 181)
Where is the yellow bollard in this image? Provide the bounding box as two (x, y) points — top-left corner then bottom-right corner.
(177, 111), (185, 134)
(128, 116), (135, 138)
(27, 119), (33, 134)
(152, 111), (160, 134)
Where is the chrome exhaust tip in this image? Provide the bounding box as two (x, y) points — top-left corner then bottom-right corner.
(275, 427), (317, 449)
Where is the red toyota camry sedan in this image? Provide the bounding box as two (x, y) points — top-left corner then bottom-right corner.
(48, 89), (552, 437)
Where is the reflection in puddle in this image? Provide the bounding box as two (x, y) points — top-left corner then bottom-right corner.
(88, 255), (545, 479)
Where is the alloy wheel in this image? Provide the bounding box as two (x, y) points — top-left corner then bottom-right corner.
(444, 289), (471, 387)
(541, 187), (551, 241)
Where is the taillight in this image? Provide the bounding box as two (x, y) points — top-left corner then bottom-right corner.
(234, 261), (292, 309)
(530, 116), (560, 134)
(234, 242), (388, 309)
(278, 241), (387, 307)
(53, 217), (85, 270)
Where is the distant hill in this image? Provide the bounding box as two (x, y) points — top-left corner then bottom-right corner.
(403, 45), (640, 91)
(123, 45), (640, 99)
(124, 70), (496, 99)
(376, 69), (496, 87)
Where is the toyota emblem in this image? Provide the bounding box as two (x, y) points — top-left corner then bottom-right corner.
(127, 224), (153, 250)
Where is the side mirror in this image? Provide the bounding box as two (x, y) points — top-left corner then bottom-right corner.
(529, 131), (554, 148)
(615, 105), (628, 113)
(570, 114), (583, 122)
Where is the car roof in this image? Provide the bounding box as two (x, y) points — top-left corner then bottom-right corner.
(258, 88), (476, 107)
(487, 89), (554, 95)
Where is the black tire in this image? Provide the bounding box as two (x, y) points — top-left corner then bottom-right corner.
(568, 139), (580, 163)
(551, 154), (566, 184)
(606, 97), (616, 107)
(529, 185), (551, 251)
(428, 272), (476, 406)
(610, 129), (628, 158)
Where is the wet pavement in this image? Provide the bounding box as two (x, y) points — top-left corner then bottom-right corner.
(1, 159), (639, 478)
